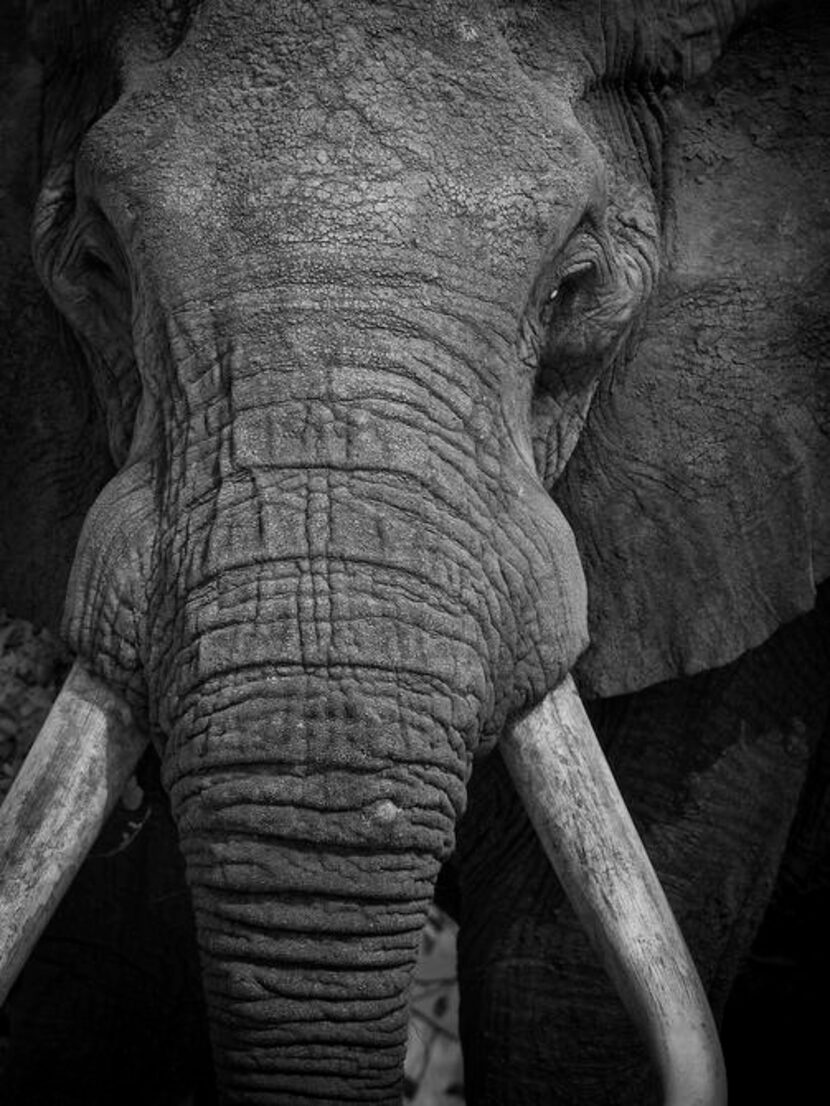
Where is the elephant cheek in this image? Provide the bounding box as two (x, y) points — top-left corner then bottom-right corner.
(61, 461), (156, 712)
(483, 480), (589, 743)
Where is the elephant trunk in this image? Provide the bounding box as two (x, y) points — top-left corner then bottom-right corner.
(149, 459), (484, 1102)
(161, 662), (467, 1103)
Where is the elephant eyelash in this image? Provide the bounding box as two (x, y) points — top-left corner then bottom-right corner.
(547, 259), (597, 302)
(531, 229), (618, 391)
(58, 209), (133, 349)
(540, 258), (601, 334)
(540, 226), (608, 318)
(82, 247), (120, 284)
(75, 238), (131, 322)
(71, 204), (130, 294)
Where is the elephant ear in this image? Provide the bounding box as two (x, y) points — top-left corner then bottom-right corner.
(0, 2), (113, 631)
(555, 4), (830, 697)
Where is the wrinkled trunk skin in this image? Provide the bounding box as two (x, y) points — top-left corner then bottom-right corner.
(150, 480), (541, 1097)
(119, 329), (584, 1101)
(155, 514), (459, 1098)
(165, 675), (459, 1102)
(153, 474), (470, 1100)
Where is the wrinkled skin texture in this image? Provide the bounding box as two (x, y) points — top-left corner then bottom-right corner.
(1, 0), (829, 1103)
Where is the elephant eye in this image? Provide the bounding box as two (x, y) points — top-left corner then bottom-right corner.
(82, 245), (122, 290)
(533, 231), (612, 393)
(543, 258), (599, 324)
(67, 203), (130, 307)
(541, 228), (607, 322)
(74, 230), (131, 329)
(54, 211), (140, 464)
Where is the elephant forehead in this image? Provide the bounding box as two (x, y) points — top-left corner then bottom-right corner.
(88, 0), (600, 294)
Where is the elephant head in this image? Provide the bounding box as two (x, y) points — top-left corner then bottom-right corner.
(1, 0), (828, 1102)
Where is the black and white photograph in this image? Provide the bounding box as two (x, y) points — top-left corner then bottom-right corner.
(0, 1), (828, 1102)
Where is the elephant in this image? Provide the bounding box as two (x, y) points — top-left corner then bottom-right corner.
(0, 0), (829, 1103)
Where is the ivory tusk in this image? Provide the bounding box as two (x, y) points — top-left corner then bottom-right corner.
(502, 675), (727, 1106)
(0, 659), (148, 1005)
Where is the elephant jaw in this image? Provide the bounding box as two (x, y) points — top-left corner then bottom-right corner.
(0, 669), (725, 1106)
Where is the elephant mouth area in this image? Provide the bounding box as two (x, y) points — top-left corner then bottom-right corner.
(154, 659), (477, 803)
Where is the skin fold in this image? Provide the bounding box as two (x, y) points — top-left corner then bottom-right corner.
(0, 0), (828, 1103)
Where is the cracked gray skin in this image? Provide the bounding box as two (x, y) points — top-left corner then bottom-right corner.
(1, 0), (829, 1103)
